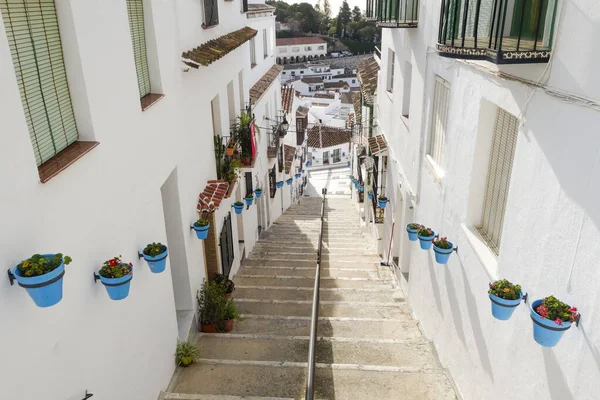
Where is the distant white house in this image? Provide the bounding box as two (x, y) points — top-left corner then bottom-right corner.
(291, 77), (325, 95)
(276, 37), (327, 64)
(281, 62), (345, 84)
(306, 125), (351, 168)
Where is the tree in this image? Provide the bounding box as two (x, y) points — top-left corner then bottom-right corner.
(358, 26), (376, 42)
(335, 15), (342, 38)
(338, 1), (352, 37)
(323, 0), (332, 19)
(328, 26), (336, 36)
(267, 0), (291, 22)
(352, 6), (362, 22)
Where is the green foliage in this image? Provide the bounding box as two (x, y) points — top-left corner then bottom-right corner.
(340, 38), (380, 53)
(352, 5), (362, 22)
(488, 279), (522, 300)
(378, 195), (387, 201)
(214, 135), (226, 180)
(17, 253), (72, 277)
(433, 236), (452, 249)
(194, 218), (209, 227)
(227, 159), (243, 184)
(535, 296), (579, 325)
(225, 301), (241, 321)
(99, 256), (132, 279)
(197, 280), (239, 331)
(234, 201), (244, 206)
(417, 227), (434, 237)
(255, 188), (263, 193)
(144, 242), (166, 257)
(407, 223), (421, 230)
(232, 112), (256, 159)
(175, 340), (201, 366)
(213, 274), (235, 294)
(245, 193), (254, 199)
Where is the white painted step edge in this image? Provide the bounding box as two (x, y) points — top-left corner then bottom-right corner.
(198, 332), (424, 345)
(161, 393), (293, 400)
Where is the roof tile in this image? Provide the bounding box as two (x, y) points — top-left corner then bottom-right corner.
(281, 86), (294, 114)
(197, 180), (230, 213)
(182, 27), (257, 68)
(368, 135), (388, 154)
(307, 125), (351, 149)
(276, 37), (327, 46)
(250, 64), (284, 104)
(283, 144), (296, 173)
(357, 57), (379, 105)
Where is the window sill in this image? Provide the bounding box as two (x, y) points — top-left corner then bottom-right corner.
(202, 23), (219, 30)
(141, 93), (165, 111)
(38, 141), (99, 183)
(424, 154), (445, 182)
(251, 63), (257, 69)
(461, 223), (498, 281)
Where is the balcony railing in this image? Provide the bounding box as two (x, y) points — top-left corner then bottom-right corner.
(366, 0), (419, 28)
(437, 0), (557, 64)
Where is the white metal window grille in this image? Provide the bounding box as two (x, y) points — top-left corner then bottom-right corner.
(126, 0), (151, 99)
(428, 76), (451, 167)
(387, 49), (394, 92)
(0, 0), (79, 166)
(477, 108), (519, 256)
(250, 38), (256, 65)
(263, 29), (268, 58)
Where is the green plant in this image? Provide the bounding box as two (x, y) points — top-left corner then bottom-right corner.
(417, 227), (433, 237)
(175, 340), (201, 366)
(255, 188), (263, 193)
(197, 280), (230, 331)
(17, 253), (72, 277)
(407, 223), (421, 230)
(245, 193), (254, 199)
(433, 237), (452, 249)
(234, 201), (244, 207)
(488, 279), (522, 300)
(224, 300), (240, 321)
(378, 195), (387, 200)
(232, 112), (259, 158)
(214, 135), (226, 180)
(99, 256), (132, 279)
(535, 296), (579, 325)
(227, 159), (243, 184)
(213, 274), (235, 294)
(144, 242), (166, 257)
(194, 218), (209, 227)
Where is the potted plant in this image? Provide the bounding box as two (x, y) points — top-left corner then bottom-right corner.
(254, 188), (263, 199)
(175, 340), (201, 367)
(192, 218), (210, 240)
(233, 201), (244, 215)
(530, 296), (579, 347)
(295, 173), (301, 179)
(406, 223), (421, 241)
(213, 273), (235, 298)
(97, 256), (133, 301)
(244, 193), (254, 207)
(378, 196), (388, 209)
(417, 226), (435, 250)
(354, 181), (359, 189)
(358, 184), (364, 192)
(286, 178), (293, 185)
(226, 160), (243, 185)
(488, 279), (522, 321)
(225, 139), (237, 156)
(432, 236), (454, 264)
(197, 280), (232, 333)
(223, 300), (240, 332)
(12, 253), (72, 307)
(276, 181), (284, 189)
(141, 242), (168, 273)
(368, 191), (373, 201)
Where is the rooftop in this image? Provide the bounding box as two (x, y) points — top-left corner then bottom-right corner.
(353, 92), (362, 123)
(283, 145), (296, 173)
(182, 27), (257, 67)
(246, 3), (275, 13)
(357, 57), (379, 105)
(368, 135), (388, 155)
(340, 92), (354, 104)
(197, 180), (230, 213)
(331, 73), (357, 79)
(324, 81), (349, 89)
(301, 77), (324, 84)
(281, 86), (294, 114)
(250, 64), (284, 103)
(307, 125), (351, 149)
(276, 37), (327, 46)
(312, 93), (335, 99)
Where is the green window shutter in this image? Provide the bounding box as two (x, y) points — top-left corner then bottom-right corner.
(126, 0), (151, 98)
(0, 0), (78, 166)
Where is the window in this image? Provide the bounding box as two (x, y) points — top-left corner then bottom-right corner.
(203, 0), (218, 27)
(241, 0), (248, 13)
(126, 0), (151, 99)
(292, 47), (300, 52)
(278, 47), (287, 53)
(387, 49), (395, 92)
(318, 45), (325, 50)
(0, 0), (79, 167)
(291, 71), (295, 76)
(263, 29), (268, 58)
(245, 172), (253, 197)
(250, 38), (256, 66)
(352, 79), (356, 83)
(333, 148), (341, 163)
(300, 71), (304, 74)
(427, 76), (450, 169)
(477, 108), (519, 256)
(305, 46), (312, 51)
(402, 62), (412, 118)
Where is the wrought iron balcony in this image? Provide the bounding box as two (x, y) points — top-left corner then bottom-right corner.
(437, 0), (556, 64)
(366, 0), (419, 28)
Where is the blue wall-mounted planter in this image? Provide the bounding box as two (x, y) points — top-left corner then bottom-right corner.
(141, 247), (168, 273)
(378, 198), (388, 209)
(286, 179), (293, 186)
(433, 242), (454, 264)
(244, 196), (254, 206)
(295, 173), (301, 179)
(418, 232), (436, 250)
(406, 225), (419, 241)
(233, 203), (244, 214)
(368, 192), (373, 201)
(254, 189), (263, 199)
(489, 293), (522, 321)
(98, 268), (133, 301)
(530, 299), (572, 347)
(276, 181), (284, 189)
(12, 254), (65, 307)
(359, 185), (364, 192)
(192, 223), (210, 239)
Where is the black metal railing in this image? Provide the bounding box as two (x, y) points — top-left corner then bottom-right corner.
(437, 0), (556, 64)
(366, 0), (419, 27)
(267, 126), (280, 158)
(305, 188), (326, 400)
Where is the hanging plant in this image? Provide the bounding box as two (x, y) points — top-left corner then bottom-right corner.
(378, 196), (388, 209)
(488, 279), (522, 320)
(11, 253), (72, 307)
(97, 256), (133, 301)
(192, 218), (211, 240)
(530, 296), (579, 347)
(286, 178), (293, 185)
(233, 201), (244, 214)
(432, 236), (454, 264)
(417, 227), (435, 250)
(141, 242), (168, 273)
(358, 184), (364, 192)
(368, 191), (374, 201)
(276, 181), (284, 188)
(406, 223), (421, 241)
(244, 193), (254, 207)
(254, 188), (263, 199)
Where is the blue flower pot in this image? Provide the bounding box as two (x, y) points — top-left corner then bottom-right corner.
(354, 182), (359, 189)
(433, 241), (454, 264)
(12, 254), (65, 307)
(530, 299), (572, 347)
(406, 225), (419, 241)
(306, 161), (309, 167)
(418, 232), (436, 250)
(359, 185), (364, 192)
(233, 203), (244, 214)
(286, 179), (293, 186)
(254, 190), (263, 199)
(378, 198), (388, 209)
(295, 173), (301, 179)
(98, 267), (133, 301)
(302, 170), (306, 174)
(489, 293), (522, 321)
(192, 223), (210, 239)
(276, 181), (284, 189)
(368, 192), (373, 201)
(142, 246), (168, 274)
(244, 196), (254, 206)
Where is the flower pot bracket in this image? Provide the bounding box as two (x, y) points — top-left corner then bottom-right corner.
(7, 269), (15, 286)
(93, 272), (101, 283)
(81, 391), (94, 400)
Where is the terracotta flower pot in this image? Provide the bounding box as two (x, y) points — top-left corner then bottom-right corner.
(224, 293), (232, 298)
(224, 319), (234, 332)
(201, 323), (217, 333)
(241, 157), (251, 166)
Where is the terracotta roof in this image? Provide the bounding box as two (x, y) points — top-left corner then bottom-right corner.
(301, 77), (323, 84)
(296, 105), (309, 116)
(197, 180), (230, 213)
(353, 92), (362, 123)
(281, 86), (294, 114)
(283, 144), (296, 173)
(357, 57), (379, 105)
(332, 73), (357, 78)
(347, 112), (354, 129)
(312, 93), (335, 99)
(250, 64), (284, 104)
(247, 3), (275, 13)
(324, 81), (349, 89)
(267, 145), (278, 159)
(307, 125), (351, 149)
(340, 92), (353, 104)
(368, 135), (388, 154)
(182, 27), (257, 68)
(276, 37), (327, 46)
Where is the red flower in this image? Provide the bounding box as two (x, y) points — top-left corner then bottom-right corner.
(554, 318), (563, 326)
(109, 259), (117, 267)
(129, 262), (133, 266)
(569, 307), (577, 312)
(537, 305), (549, 319)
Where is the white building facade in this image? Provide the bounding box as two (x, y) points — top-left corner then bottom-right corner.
(358, 0), (600, 399)
(275, 36), (327, 64)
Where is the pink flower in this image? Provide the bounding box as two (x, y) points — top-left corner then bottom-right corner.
(569, 307), (577, 312)
(129, 262), (133, 266)
(554, 318), (563, 326)
(536, 305), (549, 319)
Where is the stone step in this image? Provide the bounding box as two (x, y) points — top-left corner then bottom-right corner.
(241, 259), (383, 269)
(233, 286), (402, 302)
(256, 239), (375, 246)
(233, 275), (391, 289)
(170, 363), (456, 400)
(238, 267), (391, 280)
(235, 299), (409, 319)
(197, 335), (438, 369)
(246, 255), (382, 263)
(161, 394), (291, 400)
(232, 315), (421, 340)
(253, 244), (376, 252)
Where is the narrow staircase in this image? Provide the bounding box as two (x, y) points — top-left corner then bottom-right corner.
(162, 198), (457, 400)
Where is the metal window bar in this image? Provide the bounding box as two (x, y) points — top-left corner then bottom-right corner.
(245, 172), (253, 197)
(269, 165), (277, 198)
(219, 213), (234, 277)
(428, 76), (450, 167)
(203, 0), (218, 27)
(305, 188), (327, 400)
(126, 0), (151, 99)
(476, 108), (518, 256)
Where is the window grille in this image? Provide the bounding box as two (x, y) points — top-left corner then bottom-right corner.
(245, 172), (253, 197)
(428, 76), (451, 167)
(263, 29), (268, 58)
(477, 107), (519, 256)
(0, 0), (79, 166)
(203, 0), (218, 27)
(269, 165), (277, 198)
(250, 37), (256, 64)
(126, 0), (151, 99)
(387, 49), (394, 92)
